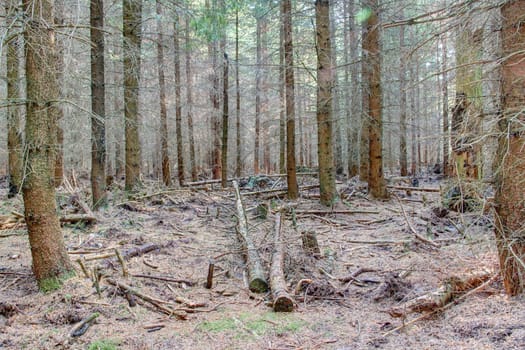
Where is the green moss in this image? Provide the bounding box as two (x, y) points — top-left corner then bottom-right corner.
(198, 318), (237, 332)
(87, 339), (119, 350)
(39, 270), (75, 293)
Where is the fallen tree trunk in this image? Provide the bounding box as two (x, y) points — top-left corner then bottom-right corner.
(233, 181), (268, 293)
(270, 213), (294, 312)
(387, 185), (440, 193)
(294, 209), (379, 215)
(241, 184), (319, 197)
(389, 271), (494, 318)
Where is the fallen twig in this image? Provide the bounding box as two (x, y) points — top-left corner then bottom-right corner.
(69, 312), (99, 337)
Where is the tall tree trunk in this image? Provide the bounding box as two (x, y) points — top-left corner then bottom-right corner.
(329, 0), (342, 174)
(399, 23), (408, 177)
(254, 11), (263, 174)
(23, 0), (73, 288)
(174, 15), (184, 186)
(91, 0), (107, 209)
(235, 8), (242, 177)
(364, 0), (387, 199)
(494, 0), (525, 296)
(53, 0), (65, 186)
(123, 0), (142, 190)
(185, 16), (197, 181)
(279, 7), (286, 175)
(359, 19), (369, 182)
(155, 0), (171, 186)
(316, 0), (337, 205)
(6, 0), (22, 198)
(282, 0), (298, 199)
(221, 53), (229, 187)
(442, 33), (450, 176)
(346, 0), (359, 178)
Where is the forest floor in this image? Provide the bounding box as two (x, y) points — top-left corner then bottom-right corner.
(0, 173), (524, 350)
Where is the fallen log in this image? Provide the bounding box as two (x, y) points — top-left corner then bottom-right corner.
(387, 185), (440, 193)
(241, 184), (319, 196)
(294, 209), (379, 215)
(60, 214), (97, 225)
(233, 181), (268, 293)
(389, 271), (494, 318)
(103, 243), (159, 267)
(270, 213), (294, 312)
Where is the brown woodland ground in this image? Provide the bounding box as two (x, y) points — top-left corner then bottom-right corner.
(0, 174), (524, 350)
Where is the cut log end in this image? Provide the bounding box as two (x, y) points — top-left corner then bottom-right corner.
(273, 295), (294, 312)
(249, 278), (269, 293)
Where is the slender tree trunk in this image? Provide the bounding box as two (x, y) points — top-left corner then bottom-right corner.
(91, 0), (107, 209)
(155, 0), (171, 186)
(364, 0), (387, 198)
(53, 0), (65, 186)
(399, 24), (408, 177)
(346, 0), (359, 178)
(6, 0), (22, 198)
(494, 0), (525, 296)
(174, 16), (184, 186)
(123, 0), (142, 190)
(23, 0), (73, 288)
(442, 33), (449, 176)
(185, 17), (197, 181)
(254, 13), (263, 174)
(221, 53), (229, 187)
(235, 8), (242, 177)
(282, 0), (298, 199)
(279, 8), (286, 175)
(316, 0), (337, 205)
(329, 0), (342, 174)
(359, 20), (369, 182)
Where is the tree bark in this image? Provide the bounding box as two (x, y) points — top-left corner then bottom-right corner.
(23, 0), (73, 287)
(123, 0), (143, 190)
(6, 0), (22, 199)
(271, 213), (294, 312)
(156, 1), (171, 186)
(316, 0), (337, 206)
(494, 0), (525, 296)
(91, 0), (107, 209)
(279, 8), (286, 175)
(399, 23), (408, 177)
(282, 0), (298, 199)
(359, 19), (369, 182)
(185, 17), (197, 182)
(235, 8), (242, 178)
(442, 33), (450, 176)
(174, 15), (184, 186)
(364, 0), (387, 199)
(53, 0), (65, 187)
(346, 0), (359, 178)
(221, 53), (229, 188)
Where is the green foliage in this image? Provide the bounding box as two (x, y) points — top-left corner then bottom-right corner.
(87, 339), (119, 350)
(198, 318), (237, 332)
(39, 270), (75, 293)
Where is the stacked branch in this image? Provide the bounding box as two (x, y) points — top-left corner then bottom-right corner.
(233, 181), (268, 293)
(270, 213), (294, 312)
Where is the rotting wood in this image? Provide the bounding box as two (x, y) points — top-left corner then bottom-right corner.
(384, 273), (498, 336)
(106, 278), (187, 319)
(387, 185), (440, 193)
(103, 243), (159, 267)
(301, 230), (321, 256)
(233, 180), (268, 293)
(270, 212), (294, 312)
(70, 194), (96, 218)
(206, 259), (214, 289)
(389, 271), (494, 318)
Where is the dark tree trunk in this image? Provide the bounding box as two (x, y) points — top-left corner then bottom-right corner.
(399, 23), (408, 177)
(235, 8), (242, 177)
(185, 17), (197, 182)
(282, 0), (298, 199)
(359, 20), (369, 182)
(91, 0), (107, 209)
(174, 16), (184, 186)
(221, 53), (229, 188)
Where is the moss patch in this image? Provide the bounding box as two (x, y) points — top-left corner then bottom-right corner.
(87, 339), (119, 350)
(38, 270), (75, 293)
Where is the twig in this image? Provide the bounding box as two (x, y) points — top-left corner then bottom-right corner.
(131, 274), (193, 286)
(115, 249), (129, 277)
(394, 194), (440, 248)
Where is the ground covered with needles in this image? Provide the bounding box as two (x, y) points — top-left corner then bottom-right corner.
(0, 174), (524, 350)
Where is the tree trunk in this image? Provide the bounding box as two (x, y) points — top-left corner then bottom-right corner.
(359, 19), (369, 182)
(399, 23), (408, 177)
(279, 9), (286, 175)
(53, 0), (65, 187)
(346, 0), (359, 178)
(235, 8), (242, 178)
(6, 0), (22, 199)
(282, 0), (298, 199)
(365, 0), (387, 199)
(91, 0), (107, 209)
(185, 17), (197, 182)
(174, 15), (184, 186)
(155, 1), (171, 186)
(329, 0), (342, 175)
(123, 0), (142, 190)
(442, 33), (450, 176)
(23, 0), (73, 288)
(316, 0), (337, 206)
(494, 0), (525, 296)
(254, 11), (263, 174)
(221, 53), (229, 188)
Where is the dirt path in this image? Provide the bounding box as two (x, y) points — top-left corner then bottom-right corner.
(1, 180), (524, 349)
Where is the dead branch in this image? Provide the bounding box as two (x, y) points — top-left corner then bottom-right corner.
(387, 185), (440, 193)
(106, 278), (187, 320)
(69, 312), (99, 337)
(241, 184), (319, 196)
(233, 180), (268, 293)
(60, 214), (97, 225)
(294, 209), (379, 215)
(394, 195), (440, 248)
(270, 213), (294, 312)
(131, 273), (193, 286)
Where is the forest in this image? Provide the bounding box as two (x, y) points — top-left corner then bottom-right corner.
(0, 0), (524, 349)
